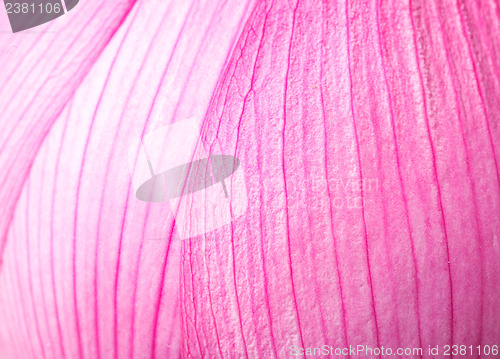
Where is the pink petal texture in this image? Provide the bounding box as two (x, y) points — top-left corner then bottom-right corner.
(1, 1), (500, 359)
(0, 0), (138, 262)
(0, 0), (256, 357)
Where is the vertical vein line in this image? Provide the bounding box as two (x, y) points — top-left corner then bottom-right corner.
(408, 0), (454, 353)
(345, 0), (381, 353)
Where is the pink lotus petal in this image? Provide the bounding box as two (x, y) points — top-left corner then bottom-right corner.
(0, 0), (139, 262)
(0, 0), (255, 357)
(1, 0), (500, 358)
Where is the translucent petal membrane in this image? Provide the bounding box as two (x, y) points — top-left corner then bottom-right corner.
(0, 0), (499, 358)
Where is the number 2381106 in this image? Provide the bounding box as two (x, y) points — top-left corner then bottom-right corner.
(6, 2), (62, 14)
